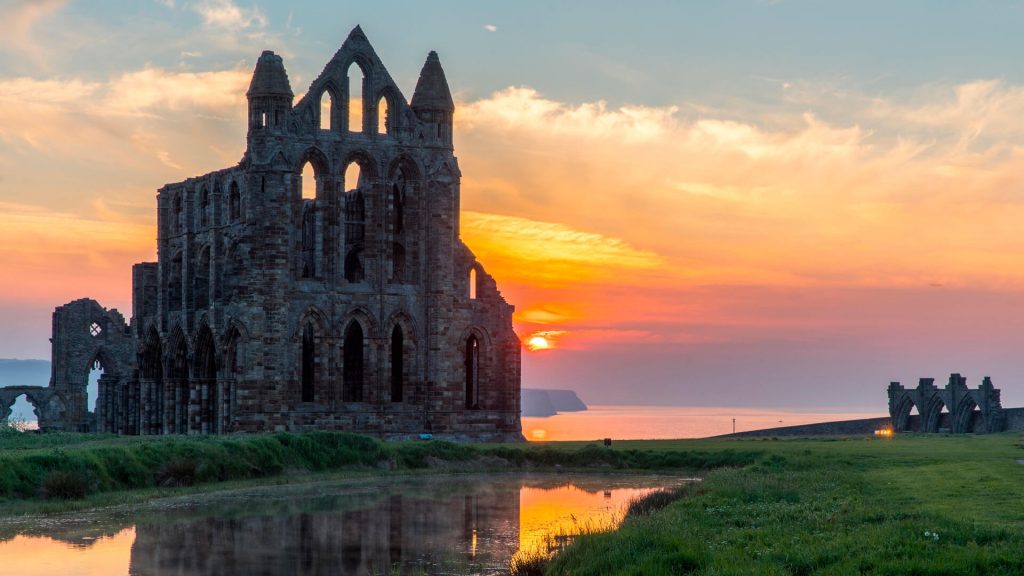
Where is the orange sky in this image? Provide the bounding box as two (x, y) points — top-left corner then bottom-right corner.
(6, 2), (1024, 409)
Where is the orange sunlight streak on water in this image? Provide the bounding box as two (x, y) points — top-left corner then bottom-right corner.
(515, 484), (656, 559)
(0, 527), (135, 576)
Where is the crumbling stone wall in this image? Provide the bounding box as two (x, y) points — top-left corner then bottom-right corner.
(888, 373), (1006, 433)
(48, 299), (133, 432)
(45, 27), (522, 441)
(0, 386), (66, 430)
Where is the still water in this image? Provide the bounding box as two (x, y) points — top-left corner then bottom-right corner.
(523, 405), (885, 441)
(0, 474), (689, 576)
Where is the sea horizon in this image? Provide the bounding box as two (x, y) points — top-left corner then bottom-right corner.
(522, 404), (887, 441)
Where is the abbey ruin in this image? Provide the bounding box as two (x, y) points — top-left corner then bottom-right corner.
(6, 27), (522, 441)
(887, 374), (1012, 434)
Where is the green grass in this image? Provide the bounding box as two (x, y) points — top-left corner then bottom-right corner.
(545, 433), (1024, 575)
(0, 429), (757, 512)
(9, 428), (1019, 574)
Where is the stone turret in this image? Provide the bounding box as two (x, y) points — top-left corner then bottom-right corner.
(247, 50), (293, 136)
(411, 51), (454, 148)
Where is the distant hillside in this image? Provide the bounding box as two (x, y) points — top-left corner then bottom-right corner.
(522, 388), (587, 417)
(545, 390), (587, 411)
(0, 359), (50, 388)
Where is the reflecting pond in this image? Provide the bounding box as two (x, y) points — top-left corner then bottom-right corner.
(0, 473), (691, 575)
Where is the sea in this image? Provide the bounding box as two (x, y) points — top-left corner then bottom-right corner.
(6, 401), (882, 440)
(522, 405), (885, 441)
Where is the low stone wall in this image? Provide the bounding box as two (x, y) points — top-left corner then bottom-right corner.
(722, 416), (892, 438)
(1003, 407), (1024, 431)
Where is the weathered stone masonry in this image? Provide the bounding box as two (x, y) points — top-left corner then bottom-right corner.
(19, 27), (522, 441)
(888, 373), (1006, 433)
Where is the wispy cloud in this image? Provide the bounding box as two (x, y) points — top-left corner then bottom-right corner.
(462, 211), (661, 287)
(483, 24), (497, 32)
(0, 0), (67, 68)
(0, 202), (154, 304)
(460, 87), (677, 142)
(105, 67), (251, 114)
(191, 0), (267, 30)
(452, 81), (1024, 356)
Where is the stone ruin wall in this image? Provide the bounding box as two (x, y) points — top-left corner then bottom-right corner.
(888, 373), (1008, 434)
(17, 27), (522, 441)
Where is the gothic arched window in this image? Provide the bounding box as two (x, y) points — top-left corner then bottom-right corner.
(343, 322), (364, 402)
(391, 326), (404, 403)
(465, 335), (479, 409)
(301, 322), (315, 402)
(229, 182), (241, 222)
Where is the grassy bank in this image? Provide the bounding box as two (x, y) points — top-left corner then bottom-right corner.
(0, 428), (757, 511)
(10, 428), (1021, 574)
(542, 433), (1024, 575)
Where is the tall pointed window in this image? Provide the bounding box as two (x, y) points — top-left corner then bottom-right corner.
(142, 328), (163, 435)
(347, 62), (364, 133)
(195, 326), (217, 434)
(194, 247), (210, 309)
(301, 322), (315, 402)
(344, 161), (366, 284)
(229, 182), (241, 222)
(168, 252), (183, 311)
(301, 161), (316, 200)
(301, 204), (315, 278)
(344, 164), (365, 243)
(344, 161), (362, 194)
(344, 248), (364, 283)
(169, 334), (189, 434)
(465, 335), (479, 409)
(377, 96), (389, 134)
(391, 243), (405, 283)
(392, 183), (404, 234)
(343, 322), (364, 402)
(173, 194), (184, 234)
(469, 268), (477, 300)
(199, 188), (209, 227)
(391, 326), (404, 403)
(320, 91), (332, 131)
(300, 161), (318, 278)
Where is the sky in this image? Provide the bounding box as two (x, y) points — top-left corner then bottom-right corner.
(5, 1), (1024, 410)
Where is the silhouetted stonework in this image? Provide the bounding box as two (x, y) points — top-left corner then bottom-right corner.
(36, 27), (522, 441)
(888, 373), (1006, 434)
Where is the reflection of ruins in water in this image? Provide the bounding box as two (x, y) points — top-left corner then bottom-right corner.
(0, 475), (685, 576)
(128, 478), (522, 575)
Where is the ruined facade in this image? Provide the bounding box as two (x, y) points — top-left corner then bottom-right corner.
(19, 27), (522, 441)
(887, 373), (1006, 434)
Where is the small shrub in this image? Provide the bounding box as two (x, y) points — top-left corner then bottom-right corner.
(40, 470), (88, 500)
(156, 456), (198, 487)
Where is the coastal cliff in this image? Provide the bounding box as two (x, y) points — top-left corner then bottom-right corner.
(522, 389), (587, 417)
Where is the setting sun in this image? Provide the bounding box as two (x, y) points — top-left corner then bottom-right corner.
(526, 335), (551, 351)
(523, 330), (567, 352)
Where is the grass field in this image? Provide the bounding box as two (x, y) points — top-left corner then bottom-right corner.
(0, 427), (755, 514)
(3, 428), (1023, 574)
(544, 433), (1024, 575)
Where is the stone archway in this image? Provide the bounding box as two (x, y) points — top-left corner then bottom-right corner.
(0, 386), (64, 431)
(2, 392), (38, 429)
(888, 374), (1006, 434)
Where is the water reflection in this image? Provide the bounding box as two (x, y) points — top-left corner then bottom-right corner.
(0, 474), (686, 576)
